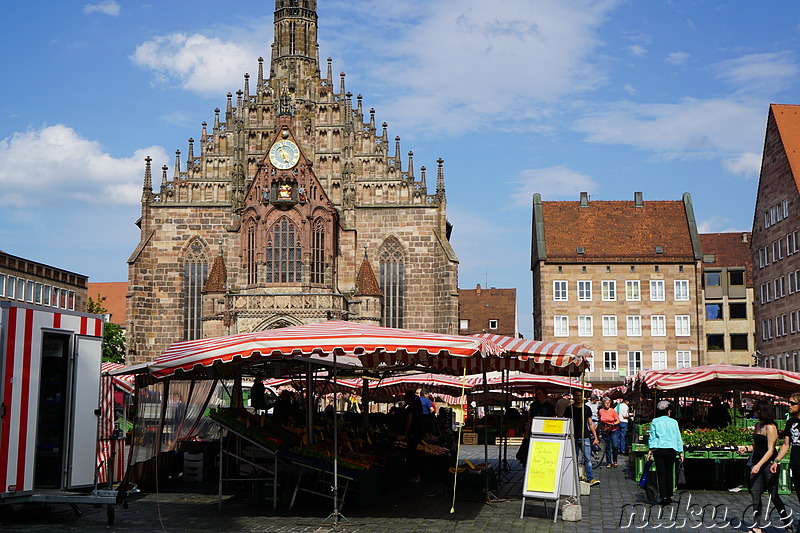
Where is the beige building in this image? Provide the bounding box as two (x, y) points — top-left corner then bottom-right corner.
(698, 233), (755, 365)
(531, 192), (705, 385)
(125, 0), (459, 364)
(751, 103), (800, 370)
(0, 250), (88, 311)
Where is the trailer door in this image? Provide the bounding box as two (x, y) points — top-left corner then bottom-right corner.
(67, 336), (102, 488)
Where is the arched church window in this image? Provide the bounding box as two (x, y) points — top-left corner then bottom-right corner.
(311, 218), (325, 284)
(246, 222), (257, 285)
(266, 217), (302, 283)
(379, 239), (404, 328)
(184, 240), (209, 340)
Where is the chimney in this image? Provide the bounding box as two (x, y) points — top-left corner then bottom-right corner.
(579, 191), (589, 207)
(742, 232), (750, 243)
(476, 284), (481, 295)
(634, 191), (643, 207)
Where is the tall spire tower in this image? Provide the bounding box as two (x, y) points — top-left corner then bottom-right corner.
(271, 0), (320, 84)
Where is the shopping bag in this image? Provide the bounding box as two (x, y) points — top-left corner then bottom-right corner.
(638, 460), (653, 488)
(515, 437), (529, 462)
(676, 460), (687, 485)
(644, 470), (660, 504)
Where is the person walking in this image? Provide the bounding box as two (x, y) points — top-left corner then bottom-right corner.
(646, 400), (683, 505)
(738, 399), (792, 533)
(598, 397), (620, 468)
(616, 397), (631, 454)
(565, 391), (601, 486)
(771, 392), (800, 531)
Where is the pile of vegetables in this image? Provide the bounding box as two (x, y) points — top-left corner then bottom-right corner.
(681, 425), (752, 448)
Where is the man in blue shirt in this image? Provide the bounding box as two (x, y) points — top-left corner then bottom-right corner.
(565, 391), (601, 486)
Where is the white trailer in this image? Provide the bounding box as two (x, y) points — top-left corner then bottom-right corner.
(0, 301), (118, 524)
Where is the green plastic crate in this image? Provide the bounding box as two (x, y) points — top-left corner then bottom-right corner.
(684, 450), (708, 459)
(707, 450), (732, 459)
(631, 443), (649, 453)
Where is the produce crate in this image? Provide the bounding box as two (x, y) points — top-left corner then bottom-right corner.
(707, 450), (732, 459)
(631, 443), (649, 453)
(462, 432), (478, 445)
(684, 450), (708, 459)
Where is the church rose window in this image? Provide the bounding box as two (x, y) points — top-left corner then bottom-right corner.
(380, 239), (404, 328)
(266, 217), (302, 283)
(184, 241), (209, 341)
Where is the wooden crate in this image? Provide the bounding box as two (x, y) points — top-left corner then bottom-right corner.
(462, 432), (478, 445)
(496, 437), (524, 447)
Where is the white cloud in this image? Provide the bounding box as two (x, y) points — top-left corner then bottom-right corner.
(623, 83), (636, 95)
(666, 51), (689, 65)
(629, 44), (647, 57)
(696, 216), (746, 234)
(721, 152), (761, 179)
(0, 125), (168, 207)
(511, 166), (599, 205)
(714, 52), (799, 94)
(83, 1), (120, 16)
(132, 33), (261, 95)
(572, 98), (765, 159)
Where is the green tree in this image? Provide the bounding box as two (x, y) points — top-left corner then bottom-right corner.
(87, 294), (126, 363)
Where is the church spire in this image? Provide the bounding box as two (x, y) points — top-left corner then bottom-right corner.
(271, 0), (320, 83)
(141, 156), (153, 202)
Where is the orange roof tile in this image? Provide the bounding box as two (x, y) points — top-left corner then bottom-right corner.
(354, 258), (382, 297)
(541, 200), (695, 262)
(771, 104), (800, 191)
(203, 255), (227, 293)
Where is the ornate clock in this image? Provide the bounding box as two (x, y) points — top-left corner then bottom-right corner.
(269, 139), (300, 170)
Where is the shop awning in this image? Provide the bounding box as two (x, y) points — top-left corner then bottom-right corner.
(470, 333), (591, 375)
(635, 364), (800, 397)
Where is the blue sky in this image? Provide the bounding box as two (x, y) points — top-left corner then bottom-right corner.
(1, 1), (799, 338)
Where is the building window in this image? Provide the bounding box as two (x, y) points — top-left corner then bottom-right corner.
(554, 316), (569, 337)
(626, 280), (641, 301)
(60, 289), (68, 309)
(184, 241), (209, 341)
(34, 282), (42, 304)
(729, 303), (747, 319)
(578, 316), (593, 337)
(577, 280), (592, 301)
(17, 278), (25, 301)
(553, 280), (568, 301)
(6, 276), (15, 299)
(43, 285), (51, 307)
(602, 315), (617, 336)
(586, 351), (595, 372)
(626, 315), (642, 336)
(603, 351), (618, 372)
(26, 280), (34, 303)
(266, 217), (302, 283)
(628, 351), (642, 373)
(246, 222), (257, 285)
(460, 319), (469, 330)
(68, 291), (75, 311)
(488, 319), (498, 330)
(652, 351), (667, 370)
(674, 280), (689, 301)
(677, 351), (692, 368)
(380, 238), (405, 328)
(650, 280), (665, 301)
(311, 218), (325, 284)
(705, 303), (723, 320)
(730, 334), (748, 351)
(705, 271), (721, 287)
(675, 315), (691, 336)
(651, 315), (666, 336)
(601, 280), (616, 301)
(707, 334), (724, 351)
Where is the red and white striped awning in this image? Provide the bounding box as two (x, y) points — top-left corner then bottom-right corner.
(470, 334), (590, 375)
(101, 362), (135, 395)
(636, 364), (800, 397)
(151, 321), (503, 378)
(369, 372), (470, 397)
(473, 372), (592, 392)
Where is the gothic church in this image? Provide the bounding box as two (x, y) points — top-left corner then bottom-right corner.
(126, 0), (460, 364)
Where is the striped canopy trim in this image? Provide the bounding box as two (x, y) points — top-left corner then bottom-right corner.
(470, 333), (591, 375)
(637, 364), (800, 395)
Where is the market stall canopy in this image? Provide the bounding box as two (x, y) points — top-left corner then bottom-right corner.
(635, 364), (800, 397)
(468, 372), (592, 393)
(470, 334), (590, 376)
(368, 372), (469, 397)
(101, 362), (135, 394)
(150, 321), (503, 378)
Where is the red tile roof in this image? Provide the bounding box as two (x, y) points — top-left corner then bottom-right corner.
(87, 282), (127, 325)
(772, 104), (800, 191)
(203, 254), (227, 293)
(698, 233), (754, 278)
(540, 200), (696, 262)
(354, 258), (382, 297)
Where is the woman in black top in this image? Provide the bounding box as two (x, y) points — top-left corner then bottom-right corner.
(737, 399), (791, 533)
(773, 392), (800, 532)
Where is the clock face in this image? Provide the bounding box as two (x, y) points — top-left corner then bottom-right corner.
(269, 139), (300, 169)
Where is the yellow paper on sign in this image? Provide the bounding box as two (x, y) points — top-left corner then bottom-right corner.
(542, 419), (565, 434)
(525, 440), (562, 494)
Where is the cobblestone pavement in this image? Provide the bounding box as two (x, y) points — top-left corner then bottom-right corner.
(1, 446), (797, 532)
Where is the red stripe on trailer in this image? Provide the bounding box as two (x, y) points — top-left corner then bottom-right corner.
(15, 309), (33, 489)
(80, 316), (87, 336)
(53, 312), (61, 329)
(0, 307), (18, 491)
(95, 318), (102, 337)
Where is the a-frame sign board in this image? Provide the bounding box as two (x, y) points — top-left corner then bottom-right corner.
(520, 417), (580, 522)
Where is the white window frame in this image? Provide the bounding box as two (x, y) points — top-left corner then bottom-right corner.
(603, 351), (618, 372)
(554, 316), (569, 337)
(577, 280), (592, 301)
(784, 199), (789, 218)
(628, 351), (642, 374)
(626, 315), (642, 336)
(649, 280), (665, 301)
(577, 315), (593, 337)
(677, 350), (692, 368)
(460, 319), (469, 330)
(674, 280), (689, 301)
(650, 315), (666, 336)
(488, 319), (498, 330)
(601, 315), (617, 337)
(675, 315), (691, 336)
(626, 280), (641, 301)
(652, 351), (667, 370)
(602, 280), (616, 301)
(553, 280), (568, 301)
(16, 278), (25, 301)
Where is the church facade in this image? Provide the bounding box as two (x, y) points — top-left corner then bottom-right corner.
(125, 0), (460, 364)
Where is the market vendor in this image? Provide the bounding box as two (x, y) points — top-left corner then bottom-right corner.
(403, 390), (423, 483)
(707, 396), (732, 429)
